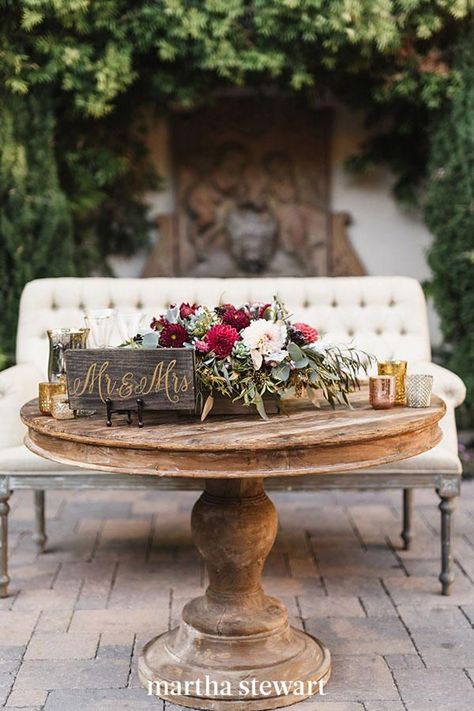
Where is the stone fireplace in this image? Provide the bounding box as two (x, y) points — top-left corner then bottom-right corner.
(143, 97), (364, 278)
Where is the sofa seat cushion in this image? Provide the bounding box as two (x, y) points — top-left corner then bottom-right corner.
(0, 445), (83, 474)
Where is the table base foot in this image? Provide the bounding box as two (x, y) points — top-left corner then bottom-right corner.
(138, 622), (331, 710)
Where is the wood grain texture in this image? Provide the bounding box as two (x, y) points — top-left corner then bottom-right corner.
(21, 387), (446, 479)
(65, 348), (196, 411)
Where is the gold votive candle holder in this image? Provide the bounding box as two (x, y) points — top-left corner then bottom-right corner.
(369, 375), (396, 410)
(51, 394), (75, 420)
(377, 360), (407, 405)
(406, 374), (433, 408)
(38, 381), (67, 415)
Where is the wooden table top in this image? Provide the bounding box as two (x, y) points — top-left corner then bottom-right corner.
(21, 388), (446, 479)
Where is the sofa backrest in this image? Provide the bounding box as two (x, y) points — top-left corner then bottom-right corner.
(17, 276), (431, 377)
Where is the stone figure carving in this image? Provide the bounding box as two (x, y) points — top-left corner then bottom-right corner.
(139, 99), (364, 278)
(183, 141), (328, 277)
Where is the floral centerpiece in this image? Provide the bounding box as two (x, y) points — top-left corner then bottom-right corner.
(127, 297), (372, 419)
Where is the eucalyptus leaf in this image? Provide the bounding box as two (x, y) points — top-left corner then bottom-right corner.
(288, 342), (303, 361)
(272, 363), (290, 381)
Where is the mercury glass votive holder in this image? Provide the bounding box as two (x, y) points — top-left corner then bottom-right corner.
(377, 360), (407, 405)
(38, 381), (67, 415)
(51, 394), (75, 420)
(406, 374), (433, 408)
(369, 375), (396, 410)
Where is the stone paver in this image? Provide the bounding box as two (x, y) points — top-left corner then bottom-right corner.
(0, 483), (473, 710)
(393, 667), (474, 710)
(24, 632), (99, 661)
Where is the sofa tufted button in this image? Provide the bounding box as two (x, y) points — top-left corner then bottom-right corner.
(303, 299), (310, 308)
(108, 301), (115, 309)
(359, 300), (366, 308)
(389, 299), (396, 307)
(375, 328), (383, 335)
(51, 302), (58, 311)
(78, 302), (85, 311)
(400, 328), (407, 336)
(331, 300), (338, 308)
(347, 329), (354, 337)
(136, 301), (144, 310)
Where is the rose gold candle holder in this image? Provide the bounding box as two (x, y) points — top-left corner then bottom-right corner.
(369, 375), (396, 410)
(38, 381), (67, 415)
(377, 360), (407, 405)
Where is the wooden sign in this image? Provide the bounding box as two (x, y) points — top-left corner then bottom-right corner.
(65, 349), (196, 414)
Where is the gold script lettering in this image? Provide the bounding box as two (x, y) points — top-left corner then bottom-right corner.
(70, 358), (188, 405)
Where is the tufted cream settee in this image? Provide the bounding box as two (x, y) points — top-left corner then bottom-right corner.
(0, 276), (466, 597)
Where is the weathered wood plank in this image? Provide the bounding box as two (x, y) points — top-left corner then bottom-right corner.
(65, 348), (196, 411)
(21, 387), (446, 479)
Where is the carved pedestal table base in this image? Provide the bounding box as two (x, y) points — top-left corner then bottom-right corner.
(139, 478), (330, 709)
(21, 392), (446, 710)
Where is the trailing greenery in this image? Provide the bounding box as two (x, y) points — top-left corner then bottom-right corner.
(0, 1), (471, 380)
(425, 35), (474, 427)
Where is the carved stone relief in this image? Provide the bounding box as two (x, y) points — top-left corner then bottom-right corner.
(142, 98), (365, 278)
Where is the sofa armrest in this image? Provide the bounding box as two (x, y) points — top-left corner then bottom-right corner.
(410, 362), (466, 409)
(0, 364), (42, 449)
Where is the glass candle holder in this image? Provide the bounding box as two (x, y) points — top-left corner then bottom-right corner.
(406, 374), (433, 408)
(38, 381), (67, 415)
(377, 360), (407, 405)
(51, 394), (75, 420)
(84, 309), (116, 348)
(369, 375), (396, 410)
(47, 328), (90, 383)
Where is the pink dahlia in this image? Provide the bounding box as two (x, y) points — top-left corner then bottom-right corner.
(159, 323), (189, 348)
(205, 324), (240, 358)
(194, 339), (210, 353)
(222, 307), (251, 331)
(293, 322), (319, 344)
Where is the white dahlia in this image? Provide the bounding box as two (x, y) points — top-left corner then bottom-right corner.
(241, 319), (287, 369)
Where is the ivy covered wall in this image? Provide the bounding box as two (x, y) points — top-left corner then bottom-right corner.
(0, 1), (472, 416)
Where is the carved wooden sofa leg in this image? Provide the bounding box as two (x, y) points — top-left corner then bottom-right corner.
(0, 479), (11, 598)
(32, 490), (47, 553)
(438, 489), (457, 596)
(401, 488), (414, 551)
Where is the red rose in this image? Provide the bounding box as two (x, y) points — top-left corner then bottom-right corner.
(205, 324), (240, 358)
(293, 322), (319, 344)
(180, 302), (199, 319)
(159, 323), (189, 348)
(222, 307), (251, 331)
(258, 303), (272, 318)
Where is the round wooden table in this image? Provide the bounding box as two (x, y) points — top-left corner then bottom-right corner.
(21, 390), (445, 710)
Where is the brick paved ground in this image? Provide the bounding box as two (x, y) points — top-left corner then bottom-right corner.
(1, 481), (473, 711)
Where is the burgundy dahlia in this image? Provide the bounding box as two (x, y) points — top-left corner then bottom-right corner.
(159, 323), (189, 348)
(179, 302), (199, 319)
(222, 307), (251, 331)
(205, 324), (240, 358)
